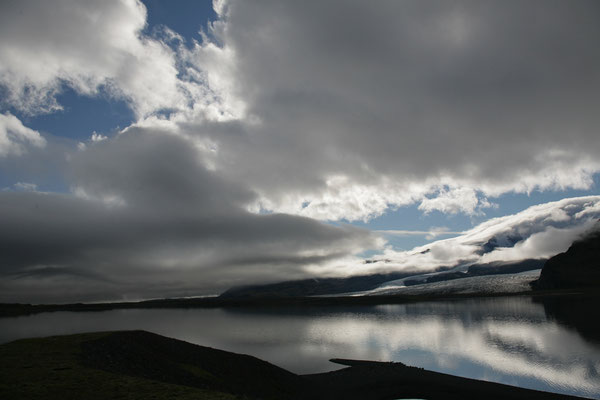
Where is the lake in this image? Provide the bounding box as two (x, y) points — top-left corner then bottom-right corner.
(1, 296), (598, 398)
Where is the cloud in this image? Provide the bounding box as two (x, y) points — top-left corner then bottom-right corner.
(0, 129), (378, 303)
(169, 0), (600, 220)
(12, 182), (37, 192)
(0, 113), (45, 157)
(418, 187), (495, 215)
(0, 0), (186, 117)
(373, 196), (600, 272)
(377, 227), (462, 241)
(4, 0), (600, 221)
(0, 116), (74, 191)
(90, 133), (108, 142)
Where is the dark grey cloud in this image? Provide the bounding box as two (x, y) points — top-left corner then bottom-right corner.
(185, 0), (600, 218)
(70, 129), (255, 214)
(0, 130), (377, 303)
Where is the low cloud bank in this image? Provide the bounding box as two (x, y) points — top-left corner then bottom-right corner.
(371, 196), (600, 273)
(0, 130), (378, 303)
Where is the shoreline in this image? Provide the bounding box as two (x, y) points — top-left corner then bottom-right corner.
(1, 287), (597, 317)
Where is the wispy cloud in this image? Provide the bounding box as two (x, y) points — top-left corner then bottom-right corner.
(376, 227), (463, 240)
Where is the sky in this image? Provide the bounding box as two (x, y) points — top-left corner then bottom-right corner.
(1, 0), (600, 303)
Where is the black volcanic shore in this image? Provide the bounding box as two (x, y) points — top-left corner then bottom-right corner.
(0, 330), (591, 400)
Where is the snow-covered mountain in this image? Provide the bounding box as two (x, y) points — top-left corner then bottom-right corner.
(221, 196), (600, 298)
(371, 196), (600, 275)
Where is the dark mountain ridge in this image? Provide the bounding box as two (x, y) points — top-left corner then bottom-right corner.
(220, 259), (545, 299)
(219, 269), (444, 299)
(533, 227), (600, 290)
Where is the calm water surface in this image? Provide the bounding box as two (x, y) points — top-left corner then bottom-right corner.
(1, 296), (598, 398)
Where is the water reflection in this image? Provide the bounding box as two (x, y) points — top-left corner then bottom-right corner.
(0, 297), (598, 398)
(538, 295), (600, 345)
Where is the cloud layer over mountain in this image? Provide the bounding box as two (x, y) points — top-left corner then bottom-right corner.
(375, 196), (600, 273)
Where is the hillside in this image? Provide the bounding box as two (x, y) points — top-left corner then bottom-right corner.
(0, 330), (304, 400)
(533, 228), (600, 290)
(218, 270), (431, 299)
(220, 259), (544, 299)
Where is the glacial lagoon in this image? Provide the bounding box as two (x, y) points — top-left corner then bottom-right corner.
(1, 296), (598, 399)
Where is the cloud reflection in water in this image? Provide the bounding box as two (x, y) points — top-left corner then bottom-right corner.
(0, 297), (598, 398)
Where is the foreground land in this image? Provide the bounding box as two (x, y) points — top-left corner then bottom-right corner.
(0, 330), (590, 400)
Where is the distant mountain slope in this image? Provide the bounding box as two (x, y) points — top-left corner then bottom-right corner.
(533, 228), (600, 290)
(403, 259), (545, 286)
(219, 270), (437, 299)
(369, 269), (541, 297)
(220, 259), (545, 299)
(220, 197), (600, 300)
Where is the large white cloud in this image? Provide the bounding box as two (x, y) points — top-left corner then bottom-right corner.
(0, 0), (187, 117)
(0, 113), (45, 157)
(171, 0), (600, 221)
